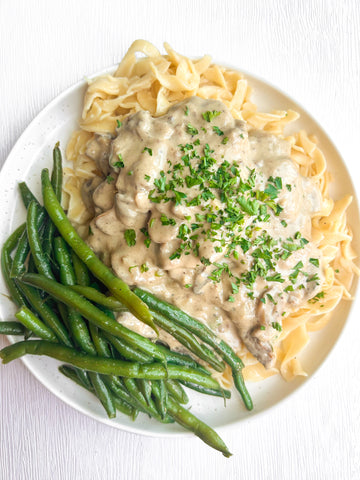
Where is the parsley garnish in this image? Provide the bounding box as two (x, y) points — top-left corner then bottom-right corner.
(106, 175), (114, 184)
(116, 120), (122, 128)
(124, 229), (136, 247)
(308, 291), (325, 304)
(113, 153), (124, 169)
(154, 171), (166, 192)
(186, 124), (198, 136)
(212, 126), (224, 136)
(266, 273), (285, 283)
(140, 227), (151, 248)
(202, 110), (221, 122)
(160, 214), (176, 226)
(309, 258), (319, 267)
(143, 147), (153, 156)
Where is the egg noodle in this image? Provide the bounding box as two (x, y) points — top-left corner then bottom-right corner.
(64, 40), (358, 385)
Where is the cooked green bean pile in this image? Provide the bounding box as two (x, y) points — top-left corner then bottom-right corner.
(0, 144), (254, 457)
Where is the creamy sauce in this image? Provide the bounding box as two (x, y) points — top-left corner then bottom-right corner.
(84, 97), (323, 368)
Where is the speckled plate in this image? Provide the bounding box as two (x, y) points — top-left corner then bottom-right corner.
(0, 64), (359, 436)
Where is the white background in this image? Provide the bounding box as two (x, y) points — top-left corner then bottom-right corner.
(1, 1), (360, 479)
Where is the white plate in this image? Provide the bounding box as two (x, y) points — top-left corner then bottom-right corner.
(0, 65), (359, 436)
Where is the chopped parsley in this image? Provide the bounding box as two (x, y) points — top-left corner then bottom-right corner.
(308, 291), (325, 304)
(272, 322), (282, 332)
(309, 258), (319, 267)
(160, 214), (176, 226)
(186, 123), (198, 136)
(140, 227), (151, 248)
(184, 106), (189, 116)
(106, 175), (114, 184)
(212, 126), (224, 136)
(202, 110), (221, 122)
(116, 120), (122, 128)
(113, 153), (124, 169)
(124, 229), (136, 247)
(143, 147), (153, 156)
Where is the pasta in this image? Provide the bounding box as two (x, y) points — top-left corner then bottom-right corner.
(64, 40), (358, 384)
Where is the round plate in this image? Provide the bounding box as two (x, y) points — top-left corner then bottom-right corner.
(0, 65), (359, 436)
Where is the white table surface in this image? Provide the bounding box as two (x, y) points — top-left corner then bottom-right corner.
(1, 1), (360, 479)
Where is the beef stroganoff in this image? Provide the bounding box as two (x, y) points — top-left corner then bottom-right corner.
(64, 40), (358, 387)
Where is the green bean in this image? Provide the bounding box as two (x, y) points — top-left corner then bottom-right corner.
(152, 380), (167, 419)
(122, 378), (172, 422)
(136, 379), (153, 406)
(106, 378), (161, 422)
(89, 322), (156, 417)
(51, 143), (63, 202)
(88, 324), (130, 391)
(15, 306), (57, 342)
(60, 363), (94, 392)
(57, 302), (71, 331)
(18, 282), (72, 346)
(0, 224), (32, 336)
(101, 331), (152, 363)
(11, 207), (47, 279)
(0, 340), (222, 389)
(1, 224), (28, 307)
(70, 285), (127, 311)
(10, 230), (30, 278)
(164, 380), (189, 405)
(53, 237), (96, 355)
(21, 273), (165, 362)
(0, 321), (25, 336)
(59, 365), (92, 390)
(66, 309), (97, 355)
(54, 237), (76, 284)
(88, 371), (116, 418)
(42, 144), (63, 260)
(123, 378), (152, 411)
(165, 395), (232, 457)
(150, 309), (225, 372)
(180, 381), (231, 399)
(112, 394), (138, 419)
(89, 324), (112, 358)
(104, 377), (143, 410)
(41, 168), (155, 332)
(155, 343), (210, 375)
(18, 182), (41, 209)
(134, 288), (253, 410)
(3, 223), (26, 253)
(71, 251), (91, 287)
(59, 365), (135, 419)
(27, 201), (55, 280)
